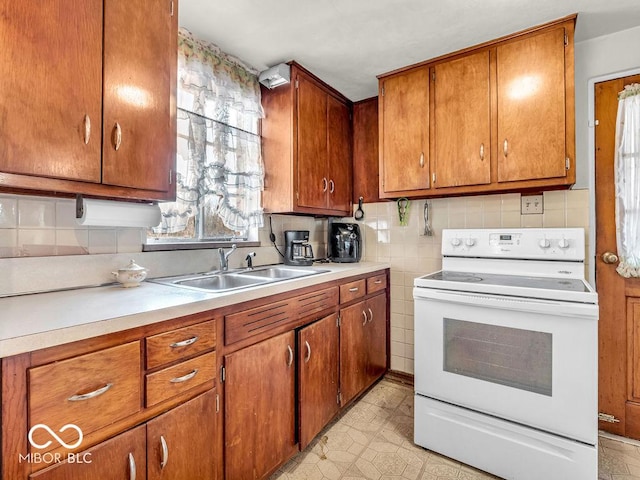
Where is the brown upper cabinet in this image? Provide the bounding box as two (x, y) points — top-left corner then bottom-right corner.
(262, 62), (353, 216)
(378, 15), (576, 199)
(0, 0), (177, 202)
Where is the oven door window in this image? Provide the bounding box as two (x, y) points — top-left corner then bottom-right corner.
(443, 318), (552, 396)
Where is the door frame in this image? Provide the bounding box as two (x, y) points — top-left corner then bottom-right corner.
(587, 67), (640, 286)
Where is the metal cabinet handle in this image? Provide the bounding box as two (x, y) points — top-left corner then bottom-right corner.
(322, 177), (328, 192)
(304, 341), (311, 363)
(160, 435), (168, 469)
(128, 453), (136, 480)
(374, 279), (382, 284)
(68, 383), (113, 402)
(368, 308), (374, 323)
(287, 345), (293, 367)
(480, 143), (485, 161)
(170, 369), (198, 383)
(602, 252), (619, 264)
(362, 310), (368, 326)
(419, 152), (425, 168)
(83, 114), (91, 145)
(329, 179), (335, 193)
(113, 122), (122, 151)
(349, 287), (359, 292)
(170, 336), (199, 348)
(503, 139), (508, 157)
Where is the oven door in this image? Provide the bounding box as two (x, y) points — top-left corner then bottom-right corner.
(413, 287), (598, 445)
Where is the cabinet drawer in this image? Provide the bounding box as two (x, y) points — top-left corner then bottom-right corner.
(225, 299), (293, 345)
(146, 351), (217, 407)
(340, 279), (366, 303)
(367, 274), (387, 294)
(29, 342), (141, 451)
(146, 320), (216, 370)
(296, 287), (339, 318)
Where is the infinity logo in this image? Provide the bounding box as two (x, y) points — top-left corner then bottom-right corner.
(28, 424), (83, 450)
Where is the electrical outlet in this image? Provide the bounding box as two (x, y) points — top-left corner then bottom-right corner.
(521, 194), (544, 215)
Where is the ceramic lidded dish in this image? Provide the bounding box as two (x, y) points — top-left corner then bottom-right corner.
(112, 259), (148, 287)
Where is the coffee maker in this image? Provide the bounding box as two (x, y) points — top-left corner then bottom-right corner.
(328, 221), (362, 263)
(284, 230), (314, 266)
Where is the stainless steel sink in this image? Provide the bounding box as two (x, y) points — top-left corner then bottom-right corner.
(173, 274), (270, 292)
(150, 265), (330, 293)
(237, 266), (325, 280)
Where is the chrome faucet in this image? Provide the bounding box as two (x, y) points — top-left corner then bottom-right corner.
(218, 244), (237, 271)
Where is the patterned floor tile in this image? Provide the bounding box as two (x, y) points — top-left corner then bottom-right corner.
(270, 378), (640, 480)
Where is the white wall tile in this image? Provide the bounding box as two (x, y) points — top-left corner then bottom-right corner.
(55, 199), (83, 229)
(18, 198), (56, 228)
(116, 228), (145, 253)
(0, 197), (18, 228)
(88, 229), (117, 254)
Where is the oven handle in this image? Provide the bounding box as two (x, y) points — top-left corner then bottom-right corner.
(413, 288), (598, 319)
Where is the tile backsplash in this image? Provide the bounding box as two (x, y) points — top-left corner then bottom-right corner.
(0, 190), (590, 376)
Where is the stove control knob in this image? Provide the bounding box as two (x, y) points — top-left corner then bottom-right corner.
(539, 238), (551, 249)
(558, 238), (570, 249)
(465, 238), (476, 247)
(450, 238), (461, 247)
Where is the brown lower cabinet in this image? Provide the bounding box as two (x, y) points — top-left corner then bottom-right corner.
(29, 390), (216, 480)
(224, 331), (297, 480)
(298, 313), (340, 449)
(340, 292), (388, 406)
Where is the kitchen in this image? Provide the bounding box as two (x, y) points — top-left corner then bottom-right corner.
(1, 1), (640, 479)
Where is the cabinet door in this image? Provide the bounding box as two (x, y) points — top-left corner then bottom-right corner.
(225, 331), (296, 479)
(340, 301), (368, 406)
(296, 73), (328, 209)
(497, 27), (567, 182)
(299, 313), (339, 449)
(366, 293), (388, 385)
(327, 95), (352, 214)
(29, 425), (146, 480)
(433, 51), (491, 188)
(147, 390), (217, 480)
(0, 0), (102, 183)
(102, 0), (177, 194)
(380, 67), (430, 194)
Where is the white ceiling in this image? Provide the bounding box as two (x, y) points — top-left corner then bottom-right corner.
(179, 0), (640, 102)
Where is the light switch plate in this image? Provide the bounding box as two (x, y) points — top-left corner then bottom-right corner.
(521, 194), (544, 215)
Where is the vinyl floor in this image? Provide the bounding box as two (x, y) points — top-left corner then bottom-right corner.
(270, 377), (640, 480)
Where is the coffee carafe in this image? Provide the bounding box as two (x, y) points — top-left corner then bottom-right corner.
(284, 230), (314, 266)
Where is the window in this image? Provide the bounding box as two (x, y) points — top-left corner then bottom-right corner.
(147, 29), (264, 247)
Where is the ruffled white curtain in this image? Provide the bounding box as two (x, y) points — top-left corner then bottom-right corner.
(615, 83), (640, 277)
(155, 29), (264, 236)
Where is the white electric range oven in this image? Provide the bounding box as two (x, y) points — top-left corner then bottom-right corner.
(413, 228), (598, 480)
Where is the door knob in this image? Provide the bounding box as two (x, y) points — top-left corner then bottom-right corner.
(602, 252), (619, 264)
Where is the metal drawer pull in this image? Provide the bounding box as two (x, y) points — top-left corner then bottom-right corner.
(68, 383), (113, 402)
(83, 114), (91, 145)
(128, 453), (136, 480)
(160, 435), (168, 469)
(362, 310), (368, 326)
(170, 336), (199, 348)
(113, 122), (122, 151)
(322, 177), (328, 192)
(374, 279), (382, 284)
(503, 139), (508, 157)
(170, 369), (199, 383)
(304, 341), (311, 363)
(419, 152), (425, 168)
(349, 287), (359, 292)
(287, 345), (294, 367)
(480, 143), (485, 160)
(368, 308), (374, 323)
(329, 179), (335, 193)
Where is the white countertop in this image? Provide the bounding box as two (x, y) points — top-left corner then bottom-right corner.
(0, 262), (388, 358)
